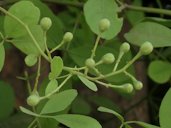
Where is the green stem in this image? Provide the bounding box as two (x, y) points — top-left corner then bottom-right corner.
(90, 35), (101, 59)
(40, 74), (72, 100)
(33, 57), (41, 92)
(0, 7), (50, 61)
(24, 71), (32, 94)
(28, 118), (36, 128)
(50, 40), (65, 53)
(125, 4), (171, 16)
(43, 31), (52, 60)
(113, 52), (124, 72)
(124, 71), (136, 81)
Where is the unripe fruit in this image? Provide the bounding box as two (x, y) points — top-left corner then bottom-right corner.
(85, 58), (96, 68)
(120, 42), (130, 53)
(101, 53), (115, 64)
(40, 17), (52, 31)
(123, 83), (133, 93)
(27, 94), (40, 107)
(140, 41), (153, 55)
(25, 54), (37, 67)
(63, 32), (73, 42)
(99, 18), (110, 32)
(133, 80), (143, 90)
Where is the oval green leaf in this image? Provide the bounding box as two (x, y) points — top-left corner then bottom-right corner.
(148, 60), (171, 84)
(4, 1), (40, 37)
(159, 88), (171, 128)
(41, 89), (78, 114)
(50, 56), (63, 79)
(78, 75), (98, 92)
(54, 114), (102, 128)
(45, 79), (58, 96)
(124, 22), (171, 47)
(0, 44), (5, 72)
(84, 0), (123, 40)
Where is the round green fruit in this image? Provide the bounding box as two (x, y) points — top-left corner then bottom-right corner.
(63, 32), (73, 42)
(27, 94), (40, 107)
(120, 42), (130, 53)
(85, 58), (96, 68)
(25, 54), (37, 67)
(99, 18), (110, 32)
(102, 53), (115, 64)
(140, 41), (153, 55)
(40, 17), (52, 31)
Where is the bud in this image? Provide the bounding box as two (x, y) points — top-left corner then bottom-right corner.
(63, 32), (73, 42)
(101, 53), (115, 64)
(120, 42), (130, 53)
(40, 17), (52, 31)
(85, 58), (96, 68)
(140, 41), (153, 55)
(99, 18), (110, 32)
(27, 94), (40, 106)
(133, 80), (143, 90)
(123, 84), (134, 93)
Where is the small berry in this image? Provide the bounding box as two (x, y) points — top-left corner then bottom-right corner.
(140, 41), (153, 55)
(40, 17), (52, 31)
(120, 42), (130, 53)
(25, 54), (37, 67)
(123, 84), (133, 93)
(133, 80), (143, 90)
(85, 58), (96, 68)
(102, 53), (115, 64)
(27, 94), (40, 107)
(63, 32), (73, 42)
(99, 18), (110, 32)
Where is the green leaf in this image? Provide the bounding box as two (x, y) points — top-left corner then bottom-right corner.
(84, 0), (123, 40)
(4, 1), (40, 37)
(50, 56), (63, 79)
(97, 106), (124, 122)
(71, 97), (91, 115)
(20, 106), (39, 117)
(148, 60), (171, 84)
(41, 89), (78, 114)
(78, 75), (98, 91)
(45, 79), (58, 96)
(53, 114), (102, 128)
(124, 22), (171, 47)
(159, 88), (171, 128)
(0, 44), (5, 72)
(12, 25), (45, 55)
(128, 121), (160, 128)
(0, 81), (15, 120)
(30, 0), (64, 48)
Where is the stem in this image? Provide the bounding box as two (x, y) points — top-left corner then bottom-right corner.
(90, 35), (101, 59)
(28, 118), (36, 128)
(124, 71), (136, 81)
(40, 74), (72, 100)
(0, 7), (50, 61)
(24, 71), (32, 94)
(50, 40), (65, 53)
(33, 57), (41, 92)
(125, 4), (171, 16)
(113, 52), (124, 72)
(43, 31), (52, 60)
